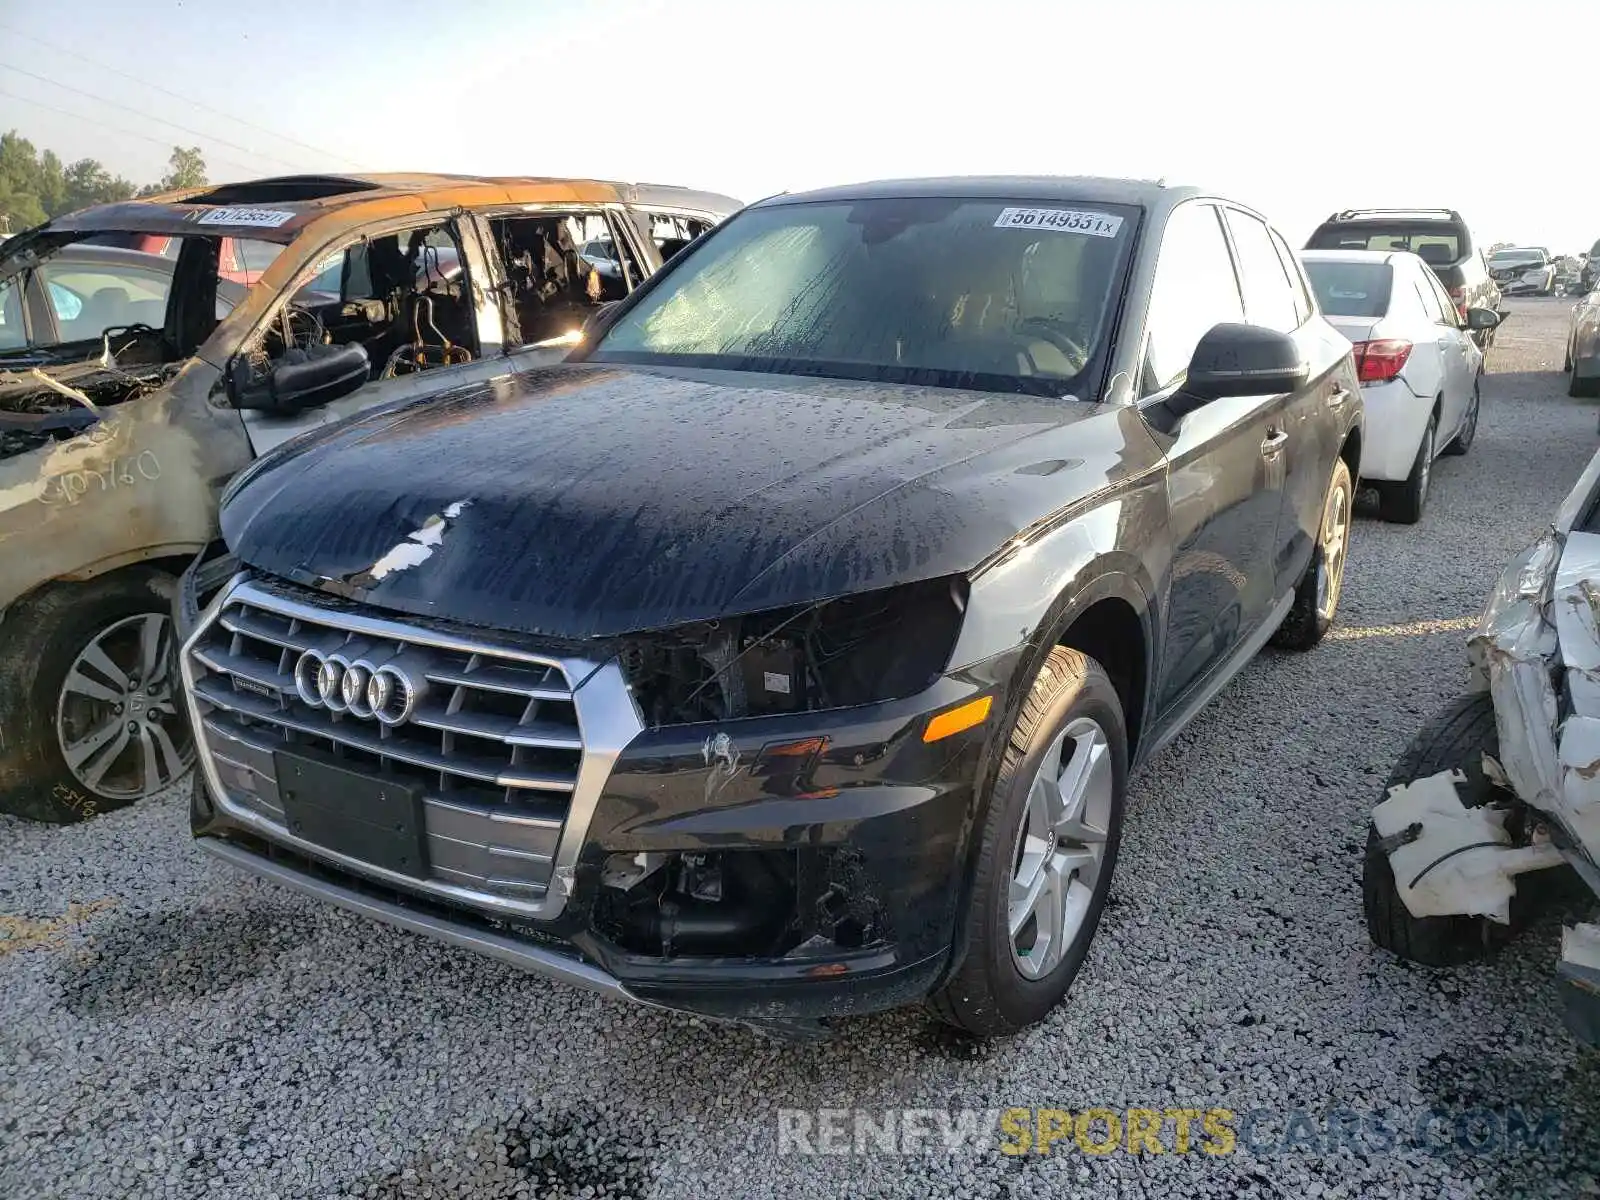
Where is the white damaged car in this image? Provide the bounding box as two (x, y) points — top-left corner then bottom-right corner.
(1363, 449), (1600, 1044)
(1301, 249), (1505, 523)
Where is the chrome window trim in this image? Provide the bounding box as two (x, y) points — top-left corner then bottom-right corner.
(181, 572), (644, 921)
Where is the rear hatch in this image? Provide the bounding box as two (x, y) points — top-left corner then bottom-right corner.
(1305, 218), (1468, 289)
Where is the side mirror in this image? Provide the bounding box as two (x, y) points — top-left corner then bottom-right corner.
(1465, 307), (1505, 331)
(1179, 323), (1308, 404)
(580, 300), (621, 346)
(228, 343), (370, 414)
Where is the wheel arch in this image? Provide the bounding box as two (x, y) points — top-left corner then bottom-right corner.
(936, 557), (1155, 991)
(0, 545), (198, 623)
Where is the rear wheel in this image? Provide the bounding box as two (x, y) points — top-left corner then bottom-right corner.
(1272, 455), (1352, 651)
(0, 570), (192, 823)
(932, 647), (1127, 1037)
(1376, 412), (1436, 524)
(1443, 380), (1479, 456)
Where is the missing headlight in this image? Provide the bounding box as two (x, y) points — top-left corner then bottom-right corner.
(618, 576), (966, 726)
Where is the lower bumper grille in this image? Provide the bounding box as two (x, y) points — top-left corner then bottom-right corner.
(183, 574), (641, 919)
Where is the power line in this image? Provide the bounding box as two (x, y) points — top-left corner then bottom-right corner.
(0, 86), (269, 181)
(0, 61), (310, 173)
(0, 21), (345, 165)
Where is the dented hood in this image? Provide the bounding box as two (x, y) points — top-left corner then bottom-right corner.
(221, 363), (1116, 638)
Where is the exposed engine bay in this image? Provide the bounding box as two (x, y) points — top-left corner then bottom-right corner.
(0, 336), (178, 459)
(616, 576), (968, 726)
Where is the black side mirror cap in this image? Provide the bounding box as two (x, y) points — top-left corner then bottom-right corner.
(228, 342), (370, 413)
(1179, 323), (1309, 405)
(1465, 306), (1505, 331)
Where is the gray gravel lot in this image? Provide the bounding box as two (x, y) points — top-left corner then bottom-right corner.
(3, 298), (1598, 1200)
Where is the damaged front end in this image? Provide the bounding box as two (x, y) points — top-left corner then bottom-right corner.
(1373, 516), (1600, 1043)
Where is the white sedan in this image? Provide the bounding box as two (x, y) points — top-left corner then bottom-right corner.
(1300, 249), (1505, 523)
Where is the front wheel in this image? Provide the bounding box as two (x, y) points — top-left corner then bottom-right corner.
(1271, 455), (1353, 651)
(932, 647), (1128, 1037)
(1572, 359), (1600, 399)
(0, 569), (193, 823)
(1364, 693), (1516, 965)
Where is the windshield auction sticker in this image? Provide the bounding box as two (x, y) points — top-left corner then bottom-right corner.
(993, 208), (1123, 237)
(196, 207), (297, 228)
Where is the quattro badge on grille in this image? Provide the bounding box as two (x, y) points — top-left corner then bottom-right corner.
(294, 649), (424, 726)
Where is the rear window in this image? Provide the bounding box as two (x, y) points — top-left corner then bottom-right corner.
(1303, 260), (1393, 318)
(1306, 223), (1462, 265)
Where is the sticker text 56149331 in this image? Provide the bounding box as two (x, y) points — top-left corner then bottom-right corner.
(993, 208), (1123, 238)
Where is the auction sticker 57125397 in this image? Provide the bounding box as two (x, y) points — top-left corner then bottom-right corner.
(993, 208), (1123, 237)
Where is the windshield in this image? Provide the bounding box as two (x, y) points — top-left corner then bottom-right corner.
(1303, 260), (1392, 318)
(0, 233), (250, 354)
(1490, 250), (1544, 266)
(591, 196), (1140, 397)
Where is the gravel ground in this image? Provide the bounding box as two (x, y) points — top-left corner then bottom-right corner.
(3, 298), (1598, 1200)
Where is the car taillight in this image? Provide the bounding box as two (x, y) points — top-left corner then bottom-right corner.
(1352, 339), (1413, 384)
(1448, 285), (1468, 319)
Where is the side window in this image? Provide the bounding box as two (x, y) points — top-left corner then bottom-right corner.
(1267, 227), (1314, 324)
(0, 277), (23, 349)
(1425, 271), (1461, 325)
(1222, 210), (1301, 333)
(241, 219), (479, 391)
(646, 212), (714, 263)
(490, 211), (645, 348)
(1141, 203), (1245, 395)
(38, 260), (173, 342)
(1411, 274), (1446, 322)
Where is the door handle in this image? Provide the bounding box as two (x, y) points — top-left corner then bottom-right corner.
(1260, 429), (1289, 458)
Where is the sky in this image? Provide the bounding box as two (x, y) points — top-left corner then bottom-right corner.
(2, 0), (1594, 253)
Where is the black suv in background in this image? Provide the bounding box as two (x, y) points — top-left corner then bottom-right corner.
(1582, 238), (1600, 294)
(1305, 208), (1501, 346)
(179, 177), (1363, 1039)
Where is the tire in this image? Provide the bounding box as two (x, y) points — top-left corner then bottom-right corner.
(1363, 692), (1517, 966)
(0, 569), (193, 823)
(931, 647), (1128, 1037)
(1571, 360), (1600, 399)
(1271, 455), (1353, 651)
(1442, 380), (1479, 456)
(1376, 411), (1436, 524)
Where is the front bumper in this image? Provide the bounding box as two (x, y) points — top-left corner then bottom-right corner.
(181, 566), (1019, 1026)
(1497, 273), (1553, 295)
(1354, 377), (1434, 482)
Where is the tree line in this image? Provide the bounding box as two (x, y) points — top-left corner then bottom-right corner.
(0, 132), (208, 230)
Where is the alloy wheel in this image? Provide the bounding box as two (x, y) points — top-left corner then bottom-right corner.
(55, 613), (193, 801)
(1316, 474), (1352, 623)
(1007, 716), (1113, 980)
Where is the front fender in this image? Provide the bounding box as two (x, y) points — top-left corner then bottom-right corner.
(0, 360), (250, 610)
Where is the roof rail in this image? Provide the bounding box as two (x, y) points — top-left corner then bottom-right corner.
(1325, 207), (1464, 223)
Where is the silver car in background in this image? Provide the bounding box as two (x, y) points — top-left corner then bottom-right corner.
(1567, 287), (1600, 399)
(1488, 246), (1557, 296)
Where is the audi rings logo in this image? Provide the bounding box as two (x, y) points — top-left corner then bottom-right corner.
(294, 650), (423, 726)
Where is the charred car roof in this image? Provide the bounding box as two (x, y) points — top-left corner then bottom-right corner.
(13, 173), (743, 249)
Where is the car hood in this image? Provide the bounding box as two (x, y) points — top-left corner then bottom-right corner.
(222, 363), (1139, 639)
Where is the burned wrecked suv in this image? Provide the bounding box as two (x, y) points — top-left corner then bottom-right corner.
(182, 177), (1362, 1037)
(0, 174), (737, 822)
